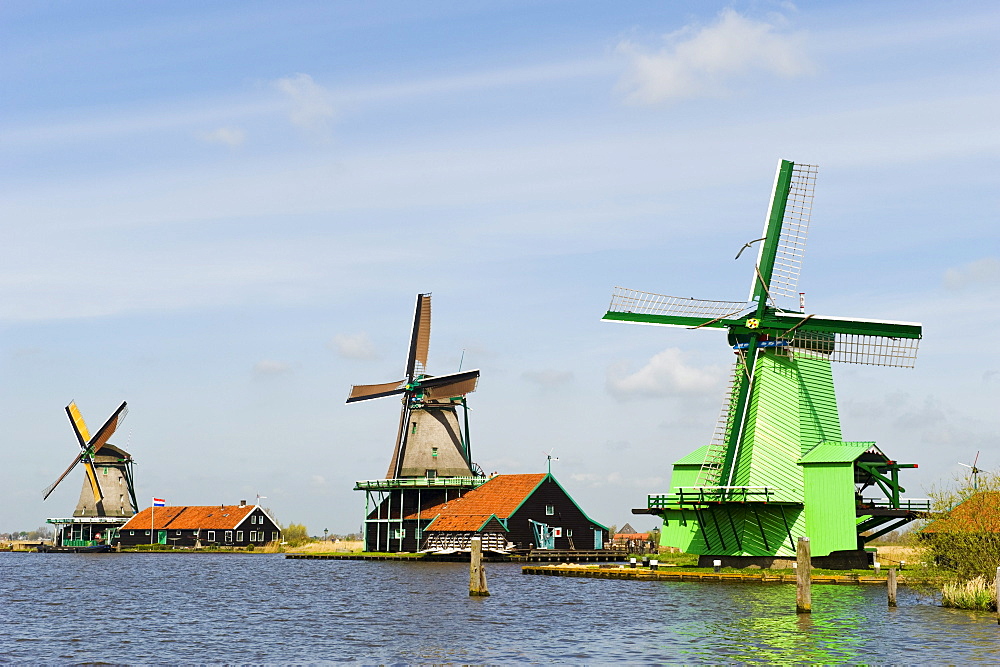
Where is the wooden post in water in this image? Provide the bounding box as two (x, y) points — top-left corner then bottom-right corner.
(887, 567), (897, 607)
(796, 537), (811, 614)
(469, 537), (490, 597)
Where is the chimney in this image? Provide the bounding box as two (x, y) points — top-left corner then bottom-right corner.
(240, 499), (247, 507)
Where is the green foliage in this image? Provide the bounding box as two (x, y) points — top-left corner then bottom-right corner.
(941, 577), (996, 611)
(923, 470), (1000, 585)
(282, 523), (311, 547)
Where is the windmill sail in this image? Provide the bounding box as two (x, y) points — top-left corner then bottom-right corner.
(606, 288), (750, 328)
(406, 294), (432, 378)
(347, 380), (407, 403)
(750, 161), (818, 304)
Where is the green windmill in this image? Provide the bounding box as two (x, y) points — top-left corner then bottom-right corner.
(604, 160), (928, 568)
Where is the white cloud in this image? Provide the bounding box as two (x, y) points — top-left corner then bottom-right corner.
(607, 348), (721, 400)
(273, 73), (336, 135)
(943, 257), (1000, 290)
(330, 332), (377, 360)
(253, 360), (291, 376)
(200, 126), (246, 147)
(616, 9), (812, 104)
(521, 369), (574, 388)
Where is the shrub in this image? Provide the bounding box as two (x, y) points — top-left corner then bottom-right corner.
(941, 576), (996, 611)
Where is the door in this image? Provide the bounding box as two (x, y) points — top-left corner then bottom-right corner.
(529, 520), (555, 549)
(157, 530), (167, 545)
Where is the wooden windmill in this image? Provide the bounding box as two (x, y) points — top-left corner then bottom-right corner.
(605, 160), (927, 567)
(43, 401), (138, 549)
(348, 293), (481, 479)
(349, 294), (486, 552)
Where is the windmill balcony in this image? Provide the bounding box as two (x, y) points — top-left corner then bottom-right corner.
(858, 497), (931, 513)
(354, 476), (487, 491)
(648, 486), (797, 509)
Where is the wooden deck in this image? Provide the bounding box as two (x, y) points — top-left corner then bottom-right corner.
(522, 564), (934, 585)
(285, 550), (626, 563)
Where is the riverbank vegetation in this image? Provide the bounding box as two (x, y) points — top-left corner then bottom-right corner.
(920, 471), (1000, 610)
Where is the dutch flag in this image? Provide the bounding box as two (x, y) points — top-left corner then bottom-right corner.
(153, 498), (166, 507)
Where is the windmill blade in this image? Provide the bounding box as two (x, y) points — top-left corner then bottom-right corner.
(404, 293), (432, 379)
(421, 371), (480, 400)
(66, 401), (92, 447)
(42, 453), (85, 500)
(86, 401), (128, 455)
(82, 459), (104, 504)
(604, 287), (750, 329)
(346, 379), (407, 403)
(784, 330), (920, 368)
(770, 313), (922, 368)
(748, 160), (818, 304)
(415, 369), (480, 394)
(385, 400), (411, 479)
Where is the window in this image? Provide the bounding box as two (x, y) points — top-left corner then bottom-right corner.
(545, 505), (555, 516)
(425, 469), (437, 478)
(207, 530), (215, 541)
(145, 530), (150, 535)
(567, 529), (573, 537)
(431, 447), (438, 458)
(392, 527), (406, 539)
(272, 531), (280, 542)
(236, 531), (243, 542)
(411, 421), (418, 434)
(251, 515), (257, 524)
(225, 531), (233, 543)
(102, 467), (108, 475)
(176, 530), (182, 536)
(249, 531), (257, 542)
(129, 530), (134, 536)
(553, 527), (563, 538)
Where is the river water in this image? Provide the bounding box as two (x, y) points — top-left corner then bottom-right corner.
(2, 552), (999, 663)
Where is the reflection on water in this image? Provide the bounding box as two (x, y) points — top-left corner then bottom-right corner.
(2, 553), (1000, 663)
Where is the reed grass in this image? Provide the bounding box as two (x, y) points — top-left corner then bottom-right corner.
(940, 576), (996, 611)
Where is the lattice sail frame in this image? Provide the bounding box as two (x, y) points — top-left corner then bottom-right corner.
(776, 331), (920, 368)
(609, 287), (750, 323)
(752, 162), (818, 303)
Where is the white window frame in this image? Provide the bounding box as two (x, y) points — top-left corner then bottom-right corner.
(225, 530), (233, 543)
(545, 505), (555, 516)
(272, 531), (279, 541)
(236, 531), (243, 542)
(206, 530), (215, 541)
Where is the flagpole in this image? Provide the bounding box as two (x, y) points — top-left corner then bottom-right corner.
(150, 500), (154, 546)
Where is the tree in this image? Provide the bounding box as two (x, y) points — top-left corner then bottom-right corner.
(282, 523), (311, 547)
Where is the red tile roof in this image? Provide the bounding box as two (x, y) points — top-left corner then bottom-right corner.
(921, 492), (1000, 533)
(121, 505), (259, 531)
(405, 473), (546, 531)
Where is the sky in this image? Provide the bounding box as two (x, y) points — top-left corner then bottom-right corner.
(2, 1), (998, 535)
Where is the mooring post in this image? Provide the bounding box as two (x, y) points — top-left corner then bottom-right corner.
(887, 567), (897, 607)
(796, 537), (811, 614)
(469, 537), (489, 597)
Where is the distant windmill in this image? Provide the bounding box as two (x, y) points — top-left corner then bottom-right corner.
(959, 452), (983, 490)
(347, 293), (482, 479)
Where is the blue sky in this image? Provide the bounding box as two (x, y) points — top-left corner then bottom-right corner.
(3, 1), (998, 535)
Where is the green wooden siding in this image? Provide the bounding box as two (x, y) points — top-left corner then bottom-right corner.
(796, 355), (842, 454)
(731, 353), (804, 503)
(801, 462), (858, 556)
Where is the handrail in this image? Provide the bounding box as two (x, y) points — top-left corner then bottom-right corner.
(354, 476), (488, 490)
